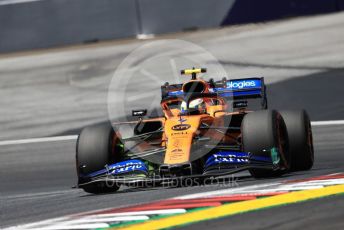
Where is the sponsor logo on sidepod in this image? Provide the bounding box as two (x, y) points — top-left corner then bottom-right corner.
(227, 80), (256, 89)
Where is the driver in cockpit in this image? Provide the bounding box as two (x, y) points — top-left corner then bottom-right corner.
(180, 98), (205, 112)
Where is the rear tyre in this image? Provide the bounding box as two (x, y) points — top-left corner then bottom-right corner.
(279, 110), (314, 171)
(76, 122), (121, 194)
(242, 110), (290, 178)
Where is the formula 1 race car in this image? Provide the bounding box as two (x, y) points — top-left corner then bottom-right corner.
(76, 68), (314, 193)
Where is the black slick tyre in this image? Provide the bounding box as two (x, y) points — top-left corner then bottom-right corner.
(279, 110), (314, 171)
(76, 122), (121, 194)
(242, 110), (290, 178)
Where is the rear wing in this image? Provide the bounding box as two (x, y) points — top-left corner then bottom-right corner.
(161, 77), (268, 110)
(211, 77), (268, 109)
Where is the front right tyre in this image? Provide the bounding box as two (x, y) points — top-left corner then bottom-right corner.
(279, 110), (314, 171)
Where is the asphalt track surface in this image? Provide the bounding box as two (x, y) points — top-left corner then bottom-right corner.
(1, 12), (344, 229)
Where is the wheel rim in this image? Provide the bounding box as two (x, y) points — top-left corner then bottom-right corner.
(307, 122), (314, 163)
(276, 114), (289, 169)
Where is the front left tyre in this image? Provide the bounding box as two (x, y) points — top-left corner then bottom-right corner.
(242, 110), (290, 178)
(76, 122), (122, 194)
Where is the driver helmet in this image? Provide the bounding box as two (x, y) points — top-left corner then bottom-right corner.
(180, 98), (204, 112)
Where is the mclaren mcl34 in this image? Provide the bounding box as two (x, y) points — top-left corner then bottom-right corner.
(76, 68), (314, 193)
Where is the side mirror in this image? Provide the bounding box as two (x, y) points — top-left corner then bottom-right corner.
(233, 101), (248, 108)
(132, 109), (147, 117)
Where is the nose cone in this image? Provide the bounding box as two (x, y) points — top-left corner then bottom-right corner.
(165, 134), (193, 164)
(164, 116), (201, 164)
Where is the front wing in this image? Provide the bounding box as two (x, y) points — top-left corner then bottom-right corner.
(77, 151), (278, 188)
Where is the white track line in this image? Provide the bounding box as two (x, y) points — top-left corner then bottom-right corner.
(3, 210), (185, 230)
(0, 135), (78, 146)
(64, 215), (149, 223)
(90, 209), (186, 217)
(0, 0), (43, 6)
(0, 120), (343, 146)
(311, 120), (344, 126)
(175, 176), (344, 200)
(24, 223), (110, 230)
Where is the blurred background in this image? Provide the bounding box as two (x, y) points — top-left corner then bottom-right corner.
(1, 0), (344, 140)
(1, 0), (344, 53)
